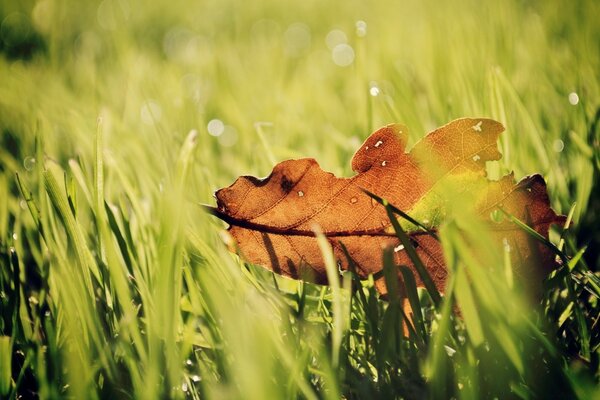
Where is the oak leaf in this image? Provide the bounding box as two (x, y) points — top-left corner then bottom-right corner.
(208, 118), (565, 295)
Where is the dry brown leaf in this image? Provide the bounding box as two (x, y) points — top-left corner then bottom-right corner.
(208, 118), (565, 295)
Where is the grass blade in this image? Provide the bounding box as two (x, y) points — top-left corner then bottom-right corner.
(382, 202), (442, 307)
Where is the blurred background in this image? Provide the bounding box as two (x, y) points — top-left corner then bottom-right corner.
(0, 0), (598, 398)
(2, 0), (597, 269)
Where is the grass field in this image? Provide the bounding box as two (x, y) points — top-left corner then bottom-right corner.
(1, 0), (599, 398)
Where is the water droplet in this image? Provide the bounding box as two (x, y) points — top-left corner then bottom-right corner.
(331, 43), (355, 67)
(369, 81), (380, 96)
(9, 247), (15, 254)
(472, 154), (481, 162)
(23, 156), (36, 170)
(325, 29), (347, 50)
(381, 161), (387, 166)
(207, 119), (224, 136)
(297, 190), (304, 197)
(365, 146), (369, 150)
(568, 92), (579, 105)
(19, 200), (27, 210)
(445, 345), (457, 357)
(355, 20), (367, 37)
(12, 232), (18, 241)
(374, 140), (383, 148)
(472, 121), (483, 132)
(422, 219), (429, 225)
(490, 209), (503, 223)
(185, 359), (193, 366)
(394, 244), (405, 252)
(182, 383), (189, 392)
(553, 139), (564, 152)
(350, 197), (358, 204)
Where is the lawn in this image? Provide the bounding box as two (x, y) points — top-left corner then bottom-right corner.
(0, 0), (598, 398)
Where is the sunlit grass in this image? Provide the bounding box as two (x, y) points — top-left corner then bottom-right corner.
(1, 0), (598, 398)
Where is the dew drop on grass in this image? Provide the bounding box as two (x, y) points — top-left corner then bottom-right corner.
(568, 92), (579, 105)
(181, 383), (188, 392)
(553, 139), (564, 152)
(394, 244), (405, 252)
(444, 345), (456, 357)
(490, 209), (504, 223)
(369, 81), (380, 96)
(12, 232), (18, 241)
(191, 375), (201, 382)
(23, 156), (35, 170)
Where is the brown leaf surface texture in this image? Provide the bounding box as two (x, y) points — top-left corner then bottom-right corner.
(213, 118), (565, 294)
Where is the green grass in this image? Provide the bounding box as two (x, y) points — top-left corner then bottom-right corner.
(1, 0), (599, 398)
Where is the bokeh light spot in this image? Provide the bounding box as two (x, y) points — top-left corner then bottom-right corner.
(325, 29), (347, 50)
(332, 43), (354, 67)
(207, 119), (225, 136)
(568, 92), (579, 105)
